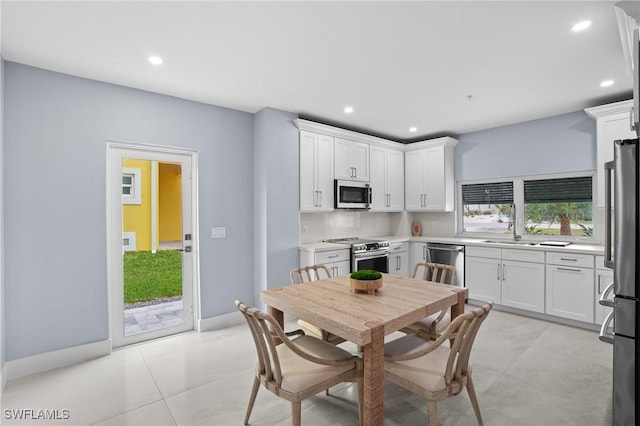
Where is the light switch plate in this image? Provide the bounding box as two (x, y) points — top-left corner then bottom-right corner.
(211, 227), (226, 239)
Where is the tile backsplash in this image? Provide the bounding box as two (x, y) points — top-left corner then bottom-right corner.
(299, 211), (457, 243)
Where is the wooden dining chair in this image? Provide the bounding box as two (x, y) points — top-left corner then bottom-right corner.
(289, 264), (344, 345)
(235, 300), (363, 426)
(401, 262), (457, 339)
(384, 302), (493, 426)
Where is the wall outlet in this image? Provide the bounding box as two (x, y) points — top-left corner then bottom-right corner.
(211, 227), (226, 239)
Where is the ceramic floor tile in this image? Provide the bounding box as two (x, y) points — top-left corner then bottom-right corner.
(91, 400), (176, 426)
(1, 304), (614, 426)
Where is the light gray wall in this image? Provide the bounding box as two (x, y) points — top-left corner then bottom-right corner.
(253, 108), (299, 302)
(4, 62), (254, 360)
(456, 110), (596, 181)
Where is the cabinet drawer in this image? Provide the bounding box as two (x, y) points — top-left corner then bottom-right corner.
(502, 249), (545, 263)
(546, 252), (594, 268)
(466, 246), (501, 259)
(315, 249), (350, 264)
(390, 242), (409, 254)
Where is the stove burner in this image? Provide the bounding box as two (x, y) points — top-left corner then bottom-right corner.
(324, 237), (390, 254)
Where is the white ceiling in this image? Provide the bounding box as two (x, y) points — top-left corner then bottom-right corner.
(1, 1), (634, 141)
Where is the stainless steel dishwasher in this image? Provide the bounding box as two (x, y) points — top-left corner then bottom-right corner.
(426, 242), (465, 287)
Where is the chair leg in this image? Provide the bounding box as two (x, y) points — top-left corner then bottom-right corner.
(466, 375), (484, 426)
(291, 401), (301, 426)
(244, 376), (260, 425)
(427, 399), (438, 426)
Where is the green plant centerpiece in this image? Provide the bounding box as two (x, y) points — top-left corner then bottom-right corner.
(350, 269), (383, 294)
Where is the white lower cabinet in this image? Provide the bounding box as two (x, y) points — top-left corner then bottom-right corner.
(389, 242), (409, 277)
(545, 252), (595, 323)
(466, 246), (545, 313)
(410, 242), (428, 275)
(501, 260), (545, 313)
(466, 255), (502, 302)
(300, 248), (350, 278)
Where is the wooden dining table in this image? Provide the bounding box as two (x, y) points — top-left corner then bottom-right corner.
(261, 273), (468, 426)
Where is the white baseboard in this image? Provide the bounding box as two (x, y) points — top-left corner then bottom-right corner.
(1, 362), (6, 394)
(198, 311), (243, 332)
(6, 339), (111, 381)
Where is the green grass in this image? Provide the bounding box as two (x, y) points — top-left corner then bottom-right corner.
(124, 250), (182, 304)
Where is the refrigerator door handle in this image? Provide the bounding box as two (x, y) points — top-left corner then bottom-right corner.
(604, 160), (614, 269)
(598, 310), (615, 344)
(598, 281), (615, 307)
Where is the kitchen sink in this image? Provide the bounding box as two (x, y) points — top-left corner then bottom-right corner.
(481, 240), (539, 246)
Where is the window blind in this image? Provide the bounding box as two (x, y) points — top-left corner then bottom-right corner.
(524, 177), (592, 203)
(461, 182), (513, 204)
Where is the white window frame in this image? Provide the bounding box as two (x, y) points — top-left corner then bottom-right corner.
(122, 232), (136, 253)
(122, 168), (141, 205)
(457, 170), (596, 242)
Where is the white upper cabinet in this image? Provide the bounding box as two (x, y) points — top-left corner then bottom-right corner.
(334, 138), (370, 182)
(585, 100), (636, 207)
(299, 130), (334, 211)
(369, 146), (404, 211)
(405, 138), (457, 212)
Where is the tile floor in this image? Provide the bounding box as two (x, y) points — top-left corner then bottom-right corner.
(1, 307), (613, 426)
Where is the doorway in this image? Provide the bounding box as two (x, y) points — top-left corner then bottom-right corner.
(107, 141), (198, 348)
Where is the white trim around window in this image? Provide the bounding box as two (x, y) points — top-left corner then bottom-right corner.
(122, 167), (141, 205)
(457, 170), (596, 242)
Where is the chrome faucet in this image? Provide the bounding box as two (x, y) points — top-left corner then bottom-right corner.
(512, 203), (521, 240)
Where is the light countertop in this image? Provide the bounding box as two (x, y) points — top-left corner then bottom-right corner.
(301, 235), (605, 256)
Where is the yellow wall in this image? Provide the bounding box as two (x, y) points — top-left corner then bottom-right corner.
(159, 163), (182, 242)
(122, 159), (155, 251)
(122, 159), (182, 252)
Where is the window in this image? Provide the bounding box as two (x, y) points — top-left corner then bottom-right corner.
(122, 168), (141, 205)
(461, 181), (513, 234)
(524, 176), (593, 237)
(459, 173), (594, 239)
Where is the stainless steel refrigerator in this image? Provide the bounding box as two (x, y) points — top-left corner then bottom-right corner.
(602, 137), (640, 425)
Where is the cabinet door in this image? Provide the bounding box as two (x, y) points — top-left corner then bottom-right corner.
(405, 150), (425, 211)
(410, 242), (428, 273)
(466, 256), (502, 303)
(334, 138), (352, 181)
(315, 134), (334, 210)
(369, 146), (387, 210)
(595, 111), (636, 207)
(323, 260), (351, 278)
(545, 265), (595, 323)
(386, 149), (405, 211)
(595, 268), (614, 325)
(424, 146), (446, 210)
(389, 251), (409, 277)
(501, 260), (545, 313)
(299, 131), (318, 211)
(334, 138), (369, 182)
(350, 141), (369, 182)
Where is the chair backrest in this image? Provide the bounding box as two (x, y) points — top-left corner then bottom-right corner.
(412, 262), (456, 285)
(290, 264), (332, 285)
(444, 303), (492, 384)
(386, 302), (493, 386)
(236, 300), (286, 387)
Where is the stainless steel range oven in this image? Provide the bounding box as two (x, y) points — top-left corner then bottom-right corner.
(324, 237), (390, 273)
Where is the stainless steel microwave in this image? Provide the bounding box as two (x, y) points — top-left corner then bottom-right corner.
(334, 180), (371, 209)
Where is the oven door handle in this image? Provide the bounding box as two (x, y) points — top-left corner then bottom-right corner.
(353, 249), (390, 259)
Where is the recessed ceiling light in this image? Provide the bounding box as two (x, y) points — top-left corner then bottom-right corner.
(572, 20), (592, 32)
(344, 106), (354, 114)
(148, 56), (163, 65)
(600, 79), (615, 88)
(409, 127), (417, 133)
